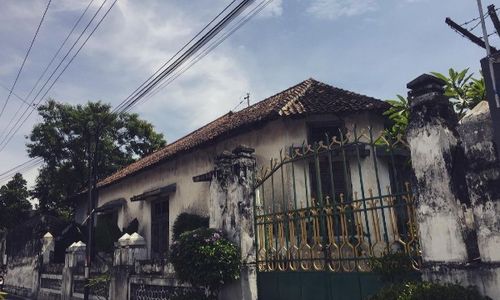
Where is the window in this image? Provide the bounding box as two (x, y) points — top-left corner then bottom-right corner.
(151, 198), (169, 259)
(307, 124), (351, 203)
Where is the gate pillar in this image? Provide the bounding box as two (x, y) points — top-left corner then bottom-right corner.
(209, 145), (257, 300)
(406, 73), (476, 264)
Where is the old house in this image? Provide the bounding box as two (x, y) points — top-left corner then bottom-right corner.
(74, 78), (392, 258)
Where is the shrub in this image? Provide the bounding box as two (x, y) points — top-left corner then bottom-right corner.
(172, 212), (209, 241)
(369, 281), (491, 300)
(170, 228), (240, 298)
(370, 251), (418, 283)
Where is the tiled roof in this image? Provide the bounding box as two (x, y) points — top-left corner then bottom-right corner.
(98, 78), (388, 188)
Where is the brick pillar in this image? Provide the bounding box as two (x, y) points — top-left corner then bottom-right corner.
(210, 145), (257, 300)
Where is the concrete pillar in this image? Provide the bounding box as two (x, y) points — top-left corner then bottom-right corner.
(110, 232), (147, 300)
(62, 241), (86, 300)
(406, 74), (500, 298)
(41, 232), (54, 265)
(210, 145), (257, 300)
(407, 73), (477, 264)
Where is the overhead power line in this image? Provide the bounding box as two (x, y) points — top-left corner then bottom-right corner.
(113, 0), (255, 114)
(0, 0), (118, 153)
(0, 0), (96, 146)
(0, 158), (43, 184)
(0, 82), (31, 106)
(445, 17), (498, 52)
(0, 0), (52, 121)
(112, 0), (239, 113)
(132, 0), (274, 111)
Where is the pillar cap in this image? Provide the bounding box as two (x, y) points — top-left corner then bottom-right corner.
(118, 233), (131, 246)
(233, 145), (255, 157)
(129, 232), (146, 246)
(407, 74), (447, 106)
(73, 241), (86, 251)
(407, 73), (446, 90)
(43, 232), (53, 239)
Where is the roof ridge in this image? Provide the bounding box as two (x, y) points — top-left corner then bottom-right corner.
(97, 78), (389, 188)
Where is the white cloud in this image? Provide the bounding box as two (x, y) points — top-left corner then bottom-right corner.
(257, 0), (283, 18)
(307, 0), (377, 20)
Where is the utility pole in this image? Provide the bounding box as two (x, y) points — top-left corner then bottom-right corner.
(84, 121), (100, 300)
(84, 122), (93, 300)
(477, 0), (500, 108)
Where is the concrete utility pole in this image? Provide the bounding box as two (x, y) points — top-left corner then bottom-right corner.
(477, 0), (500, 107)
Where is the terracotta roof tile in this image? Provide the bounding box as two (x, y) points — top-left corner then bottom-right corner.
(98, 78), (388, 188)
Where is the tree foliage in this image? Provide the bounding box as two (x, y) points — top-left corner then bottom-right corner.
(27, 100), (166, 216)
(0, 173), (31, 229)
(431, 68), (486, 118)
(383, 95), (409, 138)
(170, 228), (241, 298)
(385, 68), (486, 137)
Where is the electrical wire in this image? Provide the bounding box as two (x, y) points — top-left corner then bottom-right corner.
(0, 0), (117, 153)
(115, 0), (254, 114)
(129, 0), (274, 111)
(0, 0), (52, 121)
(112, 0), (239, 113)
(0, 0), (97, 145)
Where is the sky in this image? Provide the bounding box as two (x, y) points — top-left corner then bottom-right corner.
(0, 0), (498, 190)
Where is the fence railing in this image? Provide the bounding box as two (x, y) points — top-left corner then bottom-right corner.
(253, 127), (421, 272)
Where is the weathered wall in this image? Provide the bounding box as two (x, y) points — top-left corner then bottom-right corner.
(458, 101), (500, 263)
(4, 255), (40, 298)
(406, 74), (500, 298)
(83, 112), (391, 259)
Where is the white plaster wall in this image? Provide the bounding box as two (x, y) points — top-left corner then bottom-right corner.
(90, 118), (308, 256)
(78, 112), (391, 257)
(4, 256), (40, 297)
(408, 125), (468, 262)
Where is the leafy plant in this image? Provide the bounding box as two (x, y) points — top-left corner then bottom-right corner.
(172, 212), (209, 241)
(94, 215), (122, 253)
(383, 95), (409, 138)
(431, 68), (486, 118)
(371, 251), (417, 283)
(170, 228), (240, 298)
(384, 68), (486, 138)
(27, 100), (166, 216)
(369, 281), (491, 300)
(0, 173), (31, 230)
(86, 273), (111, 300)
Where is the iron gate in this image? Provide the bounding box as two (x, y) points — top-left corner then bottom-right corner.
(253, 127), (421, 300)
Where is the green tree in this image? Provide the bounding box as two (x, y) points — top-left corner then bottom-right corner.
(431, 68), (486, 118)
(385, 68), (486, 136)
(0, 173), (31, 229)
(383, 95), (409, 138)
(27, 100), (166, 217)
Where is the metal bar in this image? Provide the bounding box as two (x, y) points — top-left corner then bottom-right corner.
(477, 0), (500, 107)
(352, 126), (372, 250)
(445, 17), (498, 52)
(488, 5), (500, 39)
(369, 127), (390, 247)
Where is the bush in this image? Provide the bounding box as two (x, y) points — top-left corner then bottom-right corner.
(172, 212), (209, 241)
(170, 228), (240, 298)
(370, 251), (418, 283)
(369, 281), (491, 300)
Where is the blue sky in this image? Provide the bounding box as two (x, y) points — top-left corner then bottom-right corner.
(0, 0), (498, 188)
